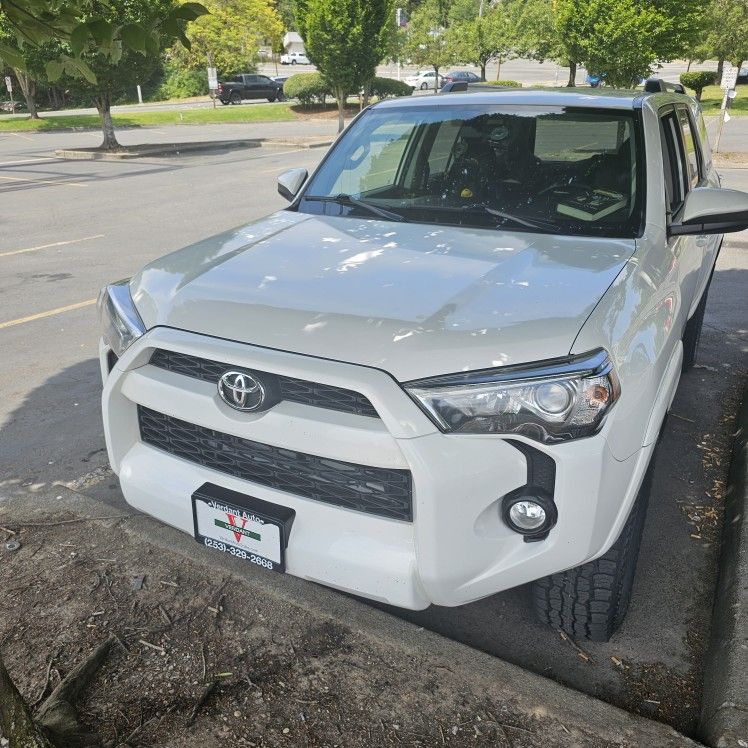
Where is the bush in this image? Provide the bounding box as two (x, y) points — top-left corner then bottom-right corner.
(680, 71), (717, 101)
(369, 76), (412, 99)
(283, 72), (330, 106)
(156, 66), (209, 100)
(481, 80), (522, 88)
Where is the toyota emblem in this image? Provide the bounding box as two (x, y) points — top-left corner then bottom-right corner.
(218, 370), (266, 412)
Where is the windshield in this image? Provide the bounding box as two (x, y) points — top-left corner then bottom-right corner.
(298, 104), (644, 237)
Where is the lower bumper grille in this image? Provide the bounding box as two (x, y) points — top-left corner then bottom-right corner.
(138, 406), (412, 521)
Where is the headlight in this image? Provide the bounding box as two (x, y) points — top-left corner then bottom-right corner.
(97, 279), (146, 357)
(404, 349), (620, 444)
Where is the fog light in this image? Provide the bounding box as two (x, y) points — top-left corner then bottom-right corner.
(509, 501), (546, 531)
(501, 490), (557, 538)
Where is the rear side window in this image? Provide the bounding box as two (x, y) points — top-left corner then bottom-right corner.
(660, 110), (687, 214)
(676, 107), (701, 186)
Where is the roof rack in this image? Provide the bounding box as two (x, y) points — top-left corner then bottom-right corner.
(643, 78), (685, 94)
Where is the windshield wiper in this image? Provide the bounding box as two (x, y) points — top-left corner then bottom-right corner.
(470, 205), (556, 232)
(304, 193), (408, 223)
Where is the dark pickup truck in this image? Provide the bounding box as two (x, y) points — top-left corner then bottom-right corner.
(218, 74), (285, 104)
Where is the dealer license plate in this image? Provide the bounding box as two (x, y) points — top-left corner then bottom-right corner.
(191, 483), (295, 573)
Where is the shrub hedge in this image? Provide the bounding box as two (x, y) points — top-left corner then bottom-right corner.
(680, 71), (717, 101)
(369, 77), (412, 99)
(283, 72), (329, 106)
(481, 80), (522, 88)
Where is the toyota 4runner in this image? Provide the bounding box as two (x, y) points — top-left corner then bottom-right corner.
(98, 87), (748, 641)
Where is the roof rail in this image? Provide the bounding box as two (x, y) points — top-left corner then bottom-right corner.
(643, 78), (685, 94)
(439, 80), (524, 94)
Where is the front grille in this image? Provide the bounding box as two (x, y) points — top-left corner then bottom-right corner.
(138, 406), (412, 521)
(149, 349), (379, 419)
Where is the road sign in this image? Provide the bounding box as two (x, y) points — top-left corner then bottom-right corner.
(207, 67), (218, 90)
(4, 76), (11, 93)
(720, 66), (738, 90)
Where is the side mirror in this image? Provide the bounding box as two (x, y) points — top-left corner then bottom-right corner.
(670, 186), (748, 236)
(277, 168), (308, 201)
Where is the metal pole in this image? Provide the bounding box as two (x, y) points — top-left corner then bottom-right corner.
(714, 92), (728, 153)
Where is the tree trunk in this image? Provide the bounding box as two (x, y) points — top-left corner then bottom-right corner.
(686, 59), (692, 72)
(496, 56), (502, 80)
(716, 58), (725, 80)
(433, 66), (439, 93)
(362, 79), (371, 109)
(0, 652), (54, 748)
(96, 94), (120, 151)
(480, 63), (486, 81)
(335, 87), (345, 133)
(13, 69), (39, 119)
(566, 61), (577, 87)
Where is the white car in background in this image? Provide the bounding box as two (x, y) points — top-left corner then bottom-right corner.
(280, 51), (310, 65)
(404, 70), (443, 90)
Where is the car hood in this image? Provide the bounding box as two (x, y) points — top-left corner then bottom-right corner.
(130, 212), (634, 382)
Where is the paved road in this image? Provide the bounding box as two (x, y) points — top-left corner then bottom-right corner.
(0, 126), (745, 736)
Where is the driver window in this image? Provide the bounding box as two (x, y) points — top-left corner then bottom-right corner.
(328, 122), (411, 195)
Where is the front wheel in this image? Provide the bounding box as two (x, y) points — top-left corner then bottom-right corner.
(420, 82), (428, 90)
(532, 455), (653, 642)
(291, 59), (297, 65)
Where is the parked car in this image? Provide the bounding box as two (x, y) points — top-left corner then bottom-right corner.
(98, 85), (748, 643)
(441, 70), (482, 86)
(738, 65), (748, 84)
(280, 51), (310, 65)
(403, 70), (443, 90)
(217, 74), (285, 104)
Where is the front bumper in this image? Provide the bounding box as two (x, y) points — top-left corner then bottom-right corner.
(101, 327), (653, 610)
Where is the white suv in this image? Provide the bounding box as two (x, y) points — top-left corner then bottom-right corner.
(98, 89), (748, 641)
(280, 51), (310, 65)
(404, 70), (443, 90)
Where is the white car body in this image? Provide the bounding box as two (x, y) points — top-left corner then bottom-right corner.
(99, 89), (747, 638)
(280, 51), (310, 65)
(403, 70), (443, 90)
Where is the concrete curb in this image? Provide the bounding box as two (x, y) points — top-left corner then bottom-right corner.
(699, 383), (748, 748)
(1, 484), (702, 747)
(54, 136), (333, 160)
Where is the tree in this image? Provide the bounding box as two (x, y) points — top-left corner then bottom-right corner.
(57, 0), (207, 150)
(447, 1), (516, 81)
(404, 0), (456, 92)
(173, 0), (283, 77)
(554, 0), (702, 89)
(697, 0), (748, 76)
(298, 0), (392, 132)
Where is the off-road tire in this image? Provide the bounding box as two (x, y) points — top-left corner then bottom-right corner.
(682, 276), (711, 373)
(532, 459), (654, 642)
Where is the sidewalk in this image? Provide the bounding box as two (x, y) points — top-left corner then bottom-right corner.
(0, 484), (701, 747)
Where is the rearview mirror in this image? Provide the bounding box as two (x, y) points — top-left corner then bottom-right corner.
(670, 186), (748, 236)
(277, 168), (308, 201)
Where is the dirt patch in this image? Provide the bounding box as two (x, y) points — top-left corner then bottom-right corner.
(1, 512), (624, 748)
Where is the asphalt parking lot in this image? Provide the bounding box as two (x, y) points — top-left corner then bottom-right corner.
(1, 126), (746, 738)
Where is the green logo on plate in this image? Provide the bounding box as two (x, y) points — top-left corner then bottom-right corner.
(214, 515), (261, 543)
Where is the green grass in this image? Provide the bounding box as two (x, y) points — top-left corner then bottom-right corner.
(0, 102), (296, 132)
(686, 84), (748, 115)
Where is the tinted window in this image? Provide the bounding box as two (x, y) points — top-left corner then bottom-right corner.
(660, 110), (687, 214)
(676, 107), (701, 186)
(300, 105), (644, 238)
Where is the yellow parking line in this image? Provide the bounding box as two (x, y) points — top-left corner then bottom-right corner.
(0, 299), (96, 330)
(0, 234), (105, 258)
(0, 174), (87, 188)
